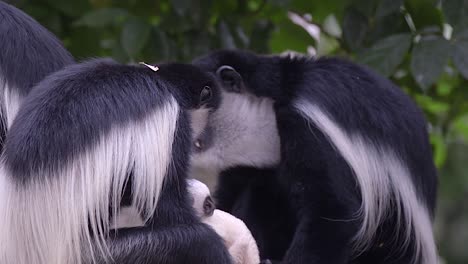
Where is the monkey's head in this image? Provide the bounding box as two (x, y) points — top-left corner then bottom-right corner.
(189, 50), (281, 177)
(142, 62), (223, 152)
(186, 179), (216, 218)
(154, 63), (221, 110)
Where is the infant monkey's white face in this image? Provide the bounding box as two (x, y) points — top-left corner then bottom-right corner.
(187, 179), (261, 264)
(186, 179), (216, 218)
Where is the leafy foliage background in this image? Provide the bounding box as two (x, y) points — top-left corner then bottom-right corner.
(6, 0), (468, 262)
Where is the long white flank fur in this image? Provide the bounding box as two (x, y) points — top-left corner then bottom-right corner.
(294, 99), (437, 264)
(0, 98), (179, 264)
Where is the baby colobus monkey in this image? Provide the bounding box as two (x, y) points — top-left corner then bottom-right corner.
(187, 179), (260, 264)
(113, 178), (260, 264)
(192, 50), (438, 264)
(186, 178), (217, 218)
(0, 1), (73, 146)
(0, 59), (233, 264)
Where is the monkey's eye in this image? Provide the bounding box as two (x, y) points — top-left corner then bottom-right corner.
(200, 86), (212, 104)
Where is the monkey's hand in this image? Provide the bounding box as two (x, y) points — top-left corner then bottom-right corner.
(202, 209), (260, 264)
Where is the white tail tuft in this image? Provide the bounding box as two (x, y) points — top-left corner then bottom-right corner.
(294, 99), (438, 264)
(0, 98), (179, 264)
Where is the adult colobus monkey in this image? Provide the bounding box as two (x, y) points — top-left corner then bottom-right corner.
(0, 1), (73, 142)
(0, 59), (233, 264)
(191, 50), (438, 264)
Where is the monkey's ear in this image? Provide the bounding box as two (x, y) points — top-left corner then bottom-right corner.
(203, 196), (215, 217)
(216, 65), (244, 93)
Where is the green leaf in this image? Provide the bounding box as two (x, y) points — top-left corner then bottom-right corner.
(356, 33), (411, 76)
(342, 7), (368, 51)
(411, 36), (450, 91)
(121, 18), (151, 59)
(414, 94), (450, 115)
(75, 8), (128, 27)
(404, 0), (443, 30)
(376, 0), (403, 18)
(365, 12), (411, 50)
(452, 30), (468, 79)
(453, 114), (468, 142)
(436, 72), (459, 96)
(430, 132), (447, 168)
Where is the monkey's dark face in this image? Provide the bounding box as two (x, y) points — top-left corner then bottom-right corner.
(190, 51), (281, 176)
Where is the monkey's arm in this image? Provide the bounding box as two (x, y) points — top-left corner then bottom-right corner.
(203, 209), (260, 264)
(97, 222), (232, 264)
(100, 177), (233, 264)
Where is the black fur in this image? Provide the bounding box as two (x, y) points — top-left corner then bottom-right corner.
(4, 60), (220, 183)
(0, 3), (230, 262)
(0, 0), (74, 150)
(215, 167), (295, 261)
(3, 59), (231, 264)
(194, 49), (438, 264)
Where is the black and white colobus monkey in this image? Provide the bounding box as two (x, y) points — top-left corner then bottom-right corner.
(191, 50), (438, 264)
(0, 1), (73, 144)
(0, 59), (233, 264)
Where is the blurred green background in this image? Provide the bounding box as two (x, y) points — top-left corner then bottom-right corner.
(6, 0), (468, 262)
